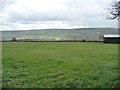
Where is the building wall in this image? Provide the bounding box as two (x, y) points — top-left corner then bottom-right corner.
(103, 37), (120, 44)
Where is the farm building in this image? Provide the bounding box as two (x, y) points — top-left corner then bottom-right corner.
(103, 34), (120, 44)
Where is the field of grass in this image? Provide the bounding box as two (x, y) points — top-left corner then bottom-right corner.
(2, 42), (119, 88)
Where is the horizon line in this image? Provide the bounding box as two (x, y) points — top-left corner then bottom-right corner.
(0, 27), (119, 31)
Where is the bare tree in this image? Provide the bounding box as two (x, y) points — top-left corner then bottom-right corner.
(106, 1), (120, 20)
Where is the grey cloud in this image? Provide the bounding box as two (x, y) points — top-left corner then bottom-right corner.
(3, 0), (102, 22)
(0, 0), (118, 30)
(4, 2), (81, 23)
(0, 0), (18, 11)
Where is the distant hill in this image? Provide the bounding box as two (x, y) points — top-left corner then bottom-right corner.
(1, 28), (118, 41)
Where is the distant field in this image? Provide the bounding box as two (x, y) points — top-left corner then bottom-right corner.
(2, 42), (118, 88)
(1, 28), (118, 41)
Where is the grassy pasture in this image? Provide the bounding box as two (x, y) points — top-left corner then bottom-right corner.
(2, 42), (118, 88)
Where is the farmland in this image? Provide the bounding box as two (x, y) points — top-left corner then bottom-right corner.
(2, 42), (118, 88)
(2, 28), (118, 41)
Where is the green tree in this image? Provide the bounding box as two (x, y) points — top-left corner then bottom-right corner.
(12, 37), (16, 41)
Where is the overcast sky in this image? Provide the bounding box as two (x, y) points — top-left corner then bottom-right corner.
(0, 0), (118, 31)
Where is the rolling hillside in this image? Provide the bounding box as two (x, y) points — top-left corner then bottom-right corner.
(1, 28), (118, 41)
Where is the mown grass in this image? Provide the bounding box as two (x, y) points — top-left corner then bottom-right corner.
(2, 42), (119, 88)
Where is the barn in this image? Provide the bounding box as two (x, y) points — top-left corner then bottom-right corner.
(103, 34), (120, 44)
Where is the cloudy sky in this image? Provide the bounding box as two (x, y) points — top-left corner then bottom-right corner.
(0, 0), (118, 31)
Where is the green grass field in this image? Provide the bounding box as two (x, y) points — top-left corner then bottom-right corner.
(2, 42), (119, 88)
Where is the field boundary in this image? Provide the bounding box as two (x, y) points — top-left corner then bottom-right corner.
(1, 40), (103, 42)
